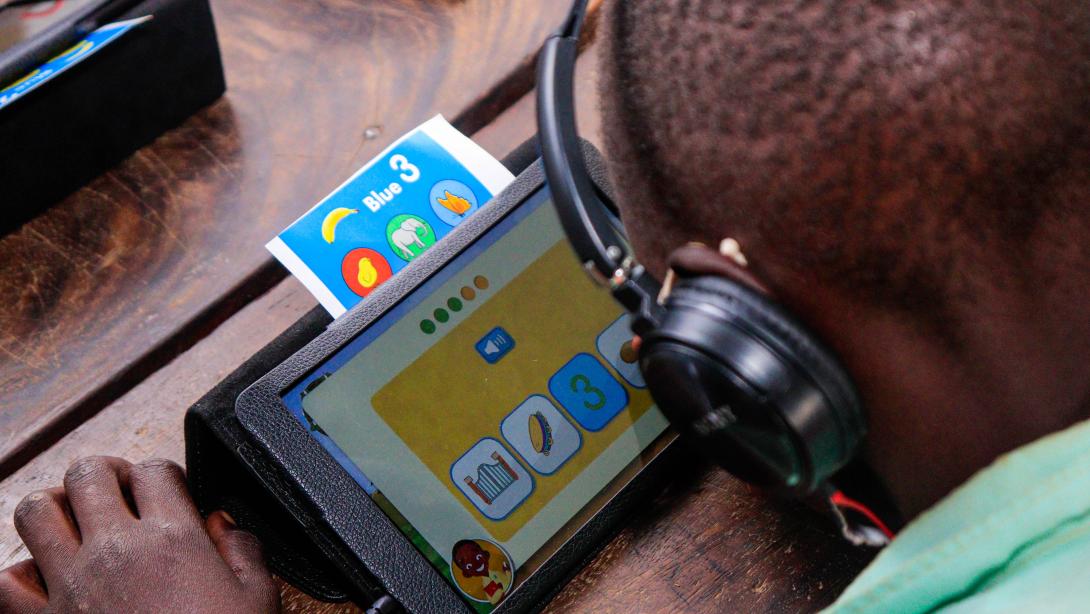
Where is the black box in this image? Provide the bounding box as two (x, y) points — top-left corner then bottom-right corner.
(0, 0), (226, 236)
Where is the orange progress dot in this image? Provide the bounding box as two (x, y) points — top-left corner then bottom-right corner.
(461, 286), (476, 301)
(473, 275), (490, 290)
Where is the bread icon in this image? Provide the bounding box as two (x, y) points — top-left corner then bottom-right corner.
(528, 411), (554, 456)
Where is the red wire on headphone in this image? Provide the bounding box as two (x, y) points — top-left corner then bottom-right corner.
(831, 490), (896, 541)
(636, 330), (895, 544)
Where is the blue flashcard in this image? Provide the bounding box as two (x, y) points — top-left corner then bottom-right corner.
(267, 115), (514, 317)
(0, 17), (152, 111)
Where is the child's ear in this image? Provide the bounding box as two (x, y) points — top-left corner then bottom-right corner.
(666, 241), (774, 298)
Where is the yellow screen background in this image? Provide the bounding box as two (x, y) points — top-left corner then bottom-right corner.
(372, 241), (653, 540)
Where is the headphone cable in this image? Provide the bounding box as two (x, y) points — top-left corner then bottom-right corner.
(830, 489), (896, 543)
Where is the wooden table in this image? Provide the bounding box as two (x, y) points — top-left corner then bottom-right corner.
(0, 1), (874, 611)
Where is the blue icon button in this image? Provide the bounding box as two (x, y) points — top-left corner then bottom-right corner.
(548, 353), (628, 431)
(450, 438), (534, 520)
(430, 179), (479, 227)
(476, 327), (515, 364)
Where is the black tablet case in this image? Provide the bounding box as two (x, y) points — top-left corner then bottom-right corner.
(0, 0), (226, 236)
(184, 138), (563, 605)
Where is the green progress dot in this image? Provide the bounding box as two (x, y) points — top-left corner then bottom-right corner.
(447, 297), (463, 312)
(420, 320), (436, 334)
(434, 308), (450, 323)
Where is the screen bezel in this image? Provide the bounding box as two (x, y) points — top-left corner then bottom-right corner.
(236, 150), (677, 613)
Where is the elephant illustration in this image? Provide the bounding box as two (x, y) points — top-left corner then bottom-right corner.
(391, 218), (428, 259)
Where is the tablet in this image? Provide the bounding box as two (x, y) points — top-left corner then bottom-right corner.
(237, 155), (676, 613)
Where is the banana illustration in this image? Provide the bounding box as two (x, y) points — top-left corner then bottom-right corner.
(321, 207), (359, 244)
(357, 257), (379, 288)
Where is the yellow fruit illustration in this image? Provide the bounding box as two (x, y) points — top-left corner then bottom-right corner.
(357, 257), (379, 289)
(321, 207), (359, 243)
(437, 191), (472, 216)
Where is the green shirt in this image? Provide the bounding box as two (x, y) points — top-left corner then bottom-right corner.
(824, 418), (1090, 614)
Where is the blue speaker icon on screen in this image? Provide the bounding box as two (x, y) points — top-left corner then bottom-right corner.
(476, 327), (515, 364)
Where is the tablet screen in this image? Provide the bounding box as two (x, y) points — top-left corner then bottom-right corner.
(282, 189), (671, 611)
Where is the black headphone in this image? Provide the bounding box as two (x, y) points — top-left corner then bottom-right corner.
(536, 0), (866, 497)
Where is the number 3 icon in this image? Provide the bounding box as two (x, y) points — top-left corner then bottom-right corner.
(570, 374), (606, 411)
(549, 354), (628, 431)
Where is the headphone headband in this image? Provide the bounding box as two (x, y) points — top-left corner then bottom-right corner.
(536, 0), (663, 335)
(535, 0), (867, 500)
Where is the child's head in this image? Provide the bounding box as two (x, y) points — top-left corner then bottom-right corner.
(601, 0), (1090, 325)
(599, 0), (1090, 516)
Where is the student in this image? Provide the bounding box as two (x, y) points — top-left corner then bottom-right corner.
(3, 0), (1090, 611)
(597, 0), (1090, 611)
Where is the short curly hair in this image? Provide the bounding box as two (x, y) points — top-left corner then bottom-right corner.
(599, 0), (1090, 335)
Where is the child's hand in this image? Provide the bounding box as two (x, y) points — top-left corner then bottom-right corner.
(0, 457), (280, 613)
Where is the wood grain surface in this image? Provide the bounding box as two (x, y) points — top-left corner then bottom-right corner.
(0, 0), (585, 478)
(541, 469), (874, 613)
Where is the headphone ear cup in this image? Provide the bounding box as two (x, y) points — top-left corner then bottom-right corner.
(639, 275), (865, 495)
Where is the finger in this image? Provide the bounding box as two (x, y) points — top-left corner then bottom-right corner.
(13, 487), (81, 578)
(121, 459), (201, 523)
(0, 559), (48, 613)
(206, 511), (273, 587)
(63, 456), (136, 537)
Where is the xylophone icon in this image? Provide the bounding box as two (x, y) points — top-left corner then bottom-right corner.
(464, 451), (519, 505)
